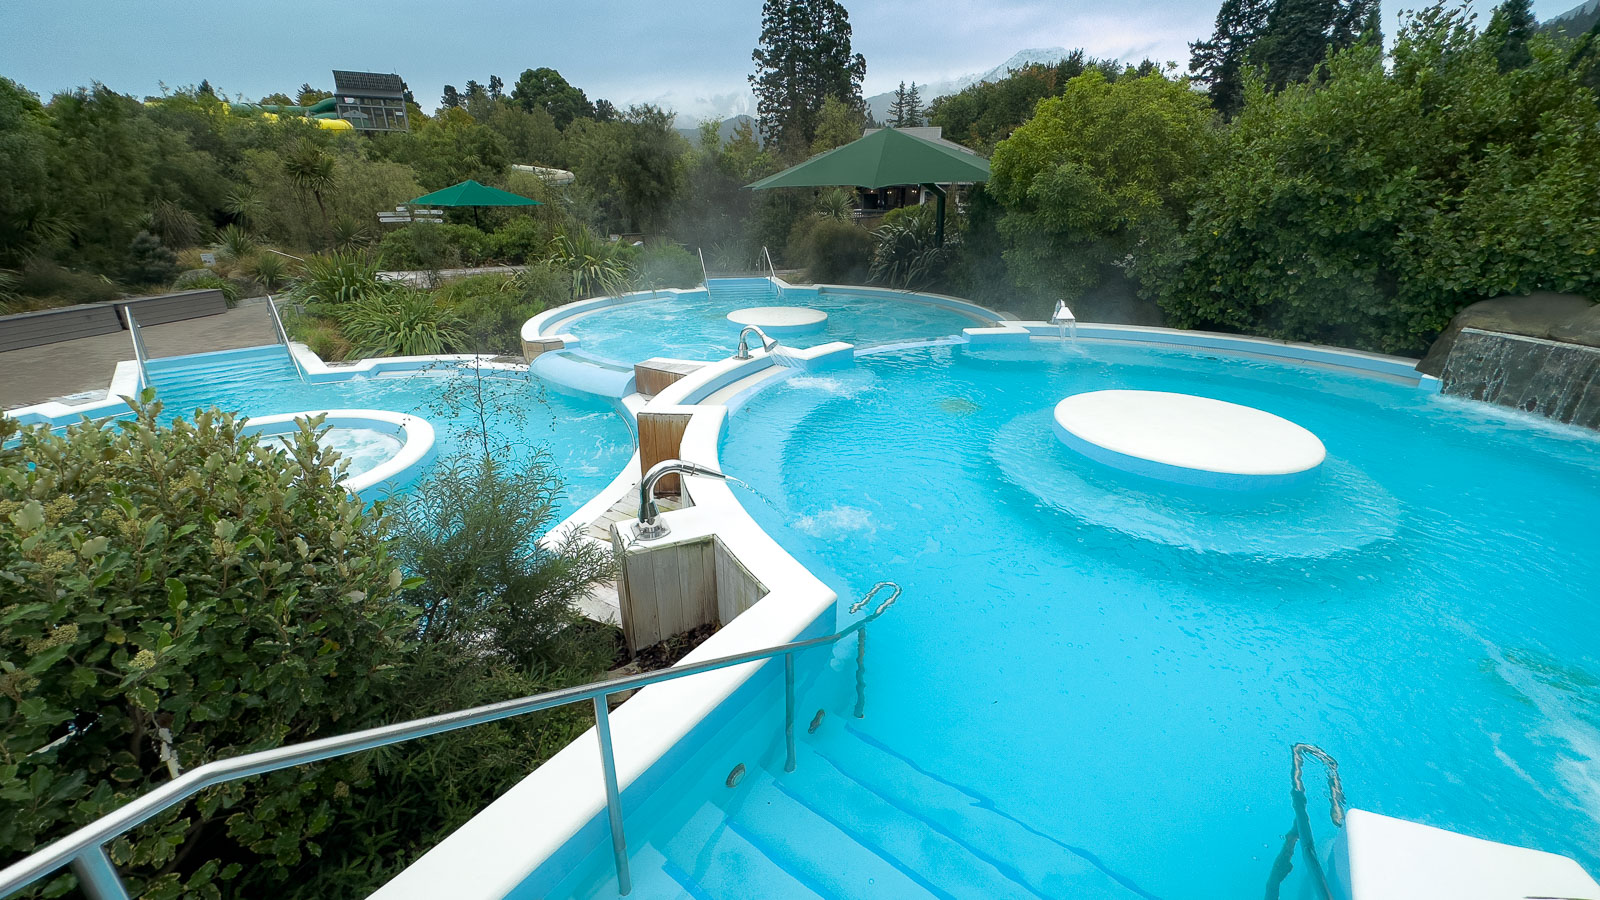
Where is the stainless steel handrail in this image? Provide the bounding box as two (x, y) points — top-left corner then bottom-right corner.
(762, 246), (784, 303)
(263, 293), (308, 382)
(124, 311), (150, 389)
(0, 583), (902, 900)
(697, 247), (710, 287)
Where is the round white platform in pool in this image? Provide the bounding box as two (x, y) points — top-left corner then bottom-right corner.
(1051, 390), (1326, 489)
(726, 306), (828, 336)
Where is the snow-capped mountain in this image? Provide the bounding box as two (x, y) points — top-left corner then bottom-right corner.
(864, 47), (1071, 122)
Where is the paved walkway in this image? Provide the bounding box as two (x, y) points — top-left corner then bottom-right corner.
(0, 302), (276, 411)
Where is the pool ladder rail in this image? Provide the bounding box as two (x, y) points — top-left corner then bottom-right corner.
(0, 583), (904, 900)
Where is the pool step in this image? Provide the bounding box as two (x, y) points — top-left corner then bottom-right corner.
(658, 801), (826, 899)
(799, 728), (1153, 899)
(766, 743), (1044, 900)
(728, 775), (946, 899)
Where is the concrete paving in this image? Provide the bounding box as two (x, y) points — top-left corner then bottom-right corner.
(0, 301), (277, 411)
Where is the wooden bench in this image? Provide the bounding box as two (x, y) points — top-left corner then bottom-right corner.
(115, 289), (228, 327)
(0, 303), (124, 352)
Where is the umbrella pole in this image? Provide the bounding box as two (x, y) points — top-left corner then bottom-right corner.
(923, 184), (947, 246)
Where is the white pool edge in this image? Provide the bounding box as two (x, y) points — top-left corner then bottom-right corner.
(239, 408), (437, 495)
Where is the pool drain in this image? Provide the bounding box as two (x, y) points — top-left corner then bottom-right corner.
(725, 763), (745, 787)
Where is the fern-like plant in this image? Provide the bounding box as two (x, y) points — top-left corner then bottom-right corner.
(338, 289), (466, 358)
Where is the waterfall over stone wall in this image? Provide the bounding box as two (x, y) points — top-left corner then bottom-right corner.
(1440, 328), (1600, 429)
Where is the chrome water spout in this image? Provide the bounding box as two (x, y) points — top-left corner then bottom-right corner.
(735, 325), (778, 360)
(634, 458), (729, 540)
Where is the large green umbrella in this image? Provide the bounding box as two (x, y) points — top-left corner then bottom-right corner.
(407, 180), (540, 227)
(746, 128), (990, 244)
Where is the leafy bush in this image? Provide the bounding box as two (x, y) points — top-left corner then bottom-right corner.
(433, 274), (537, 355)
(378, 224), (492, 271)
(247, 251), (292, 292)
(1159, 11), (1600, 353)
(213, 224), (258, 265)
(124, 230), (178, 285)
(172, 268), (242, 307)
(339, 288), (467, 357)
(507, 261), (574, 309)
(794, 218), (875, 284)
(387, 454), (615, 670)
(488, 217), (551, 264)
(632, 244), (703, 289)
(14, 259), (121, 305)
(0, 401), (412, 899)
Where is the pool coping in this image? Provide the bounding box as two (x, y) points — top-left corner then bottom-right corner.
(239, 408), (438, 496)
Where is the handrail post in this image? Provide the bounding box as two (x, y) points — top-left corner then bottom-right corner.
(592, 696), (631, 896)
(264, 294), (308, 383)
(697, 247), (710, 287)
(125, 311), (150, 389)
(783, 652), (796, 773)
(854, 627), (868, 719)
(70, 846), (131, 900)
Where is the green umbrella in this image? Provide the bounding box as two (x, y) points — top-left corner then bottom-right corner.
(408, 179), (542, 208)
(407, 180), (540, 228)
(746, 128), (989, 244)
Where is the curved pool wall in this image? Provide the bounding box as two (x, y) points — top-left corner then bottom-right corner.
(519, 277), (1003, 397)
(370, 323), (1599, 900)
(4, 343), (634, 523)
(240, 408), (436, 496)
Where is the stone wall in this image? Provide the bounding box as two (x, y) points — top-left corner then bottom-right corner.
(1441, 328), (1600, 429)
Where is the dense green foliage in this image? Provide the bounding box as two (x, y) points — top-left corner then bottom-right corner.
(1159, 6), (1600, 352)
(0, 400), (618, 899)
(988, 71), (1218, 320)
(929, 53), (1158, 152)
(339, 289), (467, 357)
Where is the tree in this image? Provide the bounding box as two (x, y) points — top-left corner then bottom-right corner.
(1485, 0), (1536, 71)
(749, 0), (868, 157)
(594, 98), (617, 122)
(509, 67), (594, 128)
(0, 78), (58, 266)
(562, 105), (686, 233)
(1253, 0), (1380, 90)
(441, 84), (461, 109)
(810, 95), (865, 154)
(888, 81), (924, 127)
(989, 71), (1218, 319)
(1189, 0), (1272, 117)
(930, 53), (1151, 151)
(282, 137), (335, 231)
(1160, 5), (1600, 353)
(296, 83), (331, 106)
(488, 74), (504, 101)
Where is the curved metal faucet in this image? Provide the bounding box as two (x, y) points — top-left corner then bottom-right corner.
(634, 458), (729, 540)
(735, 325), (778, 360)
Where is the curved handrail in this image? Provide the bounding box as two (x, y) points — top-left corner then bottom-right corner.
(0, 584), (902, 899)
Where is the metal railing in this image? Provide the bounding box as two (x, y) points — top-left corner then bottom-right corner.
(0, 583), (902, 900)
(124, 311), (151, 389)
(697, 247), (710, 287)
(762, 246), (785, 303)
(262, 293), (307, 382)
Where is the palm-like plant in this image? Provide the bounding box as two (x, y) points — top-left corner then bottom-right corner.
(248, 252), (292, 292)
(869, 205), (951, 290)
(814, 188), (857, 223)
(224, 187), (267, 229)
(0, 268), (20, 314)
(282, 139), (336, 230)
(150, 199), (202, 249)
(548, 226), (631, 300)
(289, 251), (387, 308)
(329, 216), (372, 252)
(213, 224), (258, 264)
(338, 289), (466, 358)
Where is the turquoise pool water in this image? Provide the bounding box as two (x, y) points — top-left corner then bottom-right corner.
(557, 278), (994, 366)
(558, 339), (1600, 899)
(143, 348), (633, 520)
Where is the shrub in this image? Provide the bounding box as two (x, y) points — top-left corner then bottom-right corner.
(339, 288), (466, 357)
(632, 244), (703, 289)
(289, 251), (388, 311)
(213, 223), (258, 265)
(549, 226), (631, 299)
(247, 251), (293, 292)
(869, 205), (953, 290)
(796, 218), (875, 284)
(172, 268), (242, 307)
(488, 216), (551, 264)
(507, 261), (574, 309)
(14, 259), (121, 305)
(378, 223), (492, 271)
(0, 402), (412, 899)
(290, 315), (351, 361)
(124, 230), (178, 285)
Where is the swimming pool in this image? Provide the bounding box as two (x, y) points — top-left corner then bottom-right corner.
(538, 278), (998, 367)
(142, 347), (633, 520)
(551, 338), (1600, 899)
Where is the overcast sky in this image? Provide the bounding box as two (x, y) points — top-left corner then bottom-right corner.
(5, 0), (1572, 123)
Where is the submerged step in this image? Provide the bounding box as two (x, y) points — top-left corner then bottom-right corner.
(660, 802), (826, 900)
(731, 774), (945, 900)
(773, 744), (1044, 900)
(808, 728), (1153, 899)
